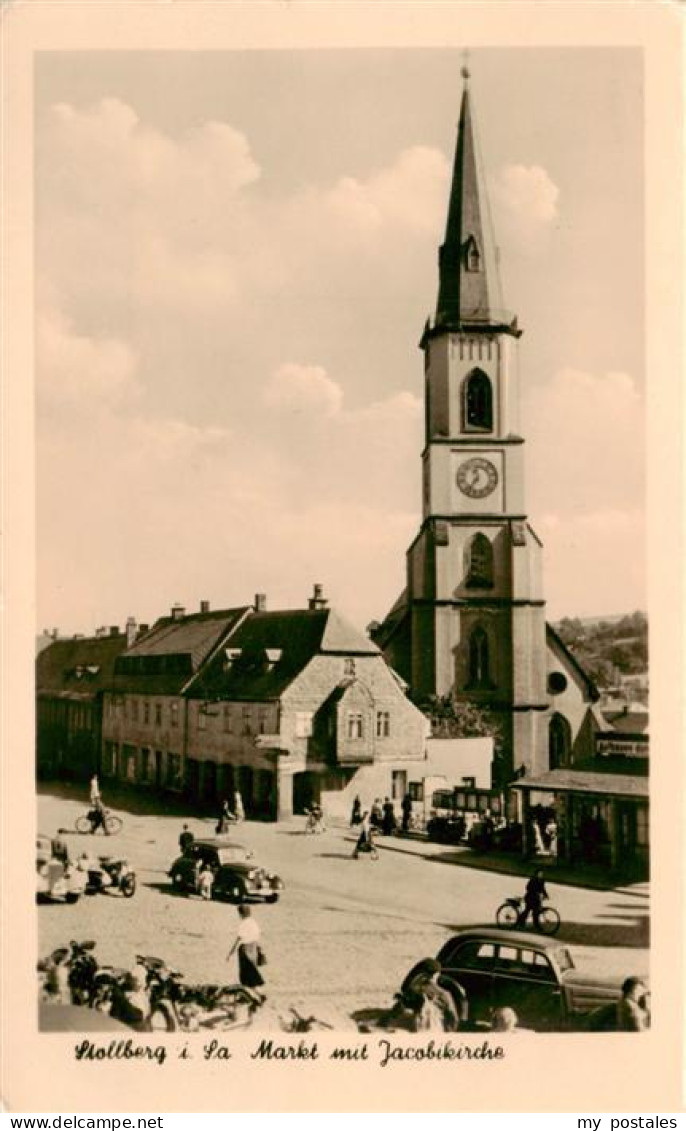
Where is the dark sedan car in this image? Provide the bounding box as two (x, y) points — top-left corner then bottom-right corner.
(169, 837), (284, 903)
(427, 928), (632, 1031)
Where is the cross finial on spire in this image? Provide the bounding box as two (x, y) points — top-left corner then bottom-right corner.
(461, 49), (471, 82)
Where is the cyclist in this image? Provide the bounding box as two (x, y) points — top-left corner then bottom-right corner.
(88, 776), (110, 836)
(518, 868), (548, 928)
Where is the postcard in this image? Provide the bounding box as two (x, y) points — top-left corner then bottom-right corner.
(1, 0), (683, 1114)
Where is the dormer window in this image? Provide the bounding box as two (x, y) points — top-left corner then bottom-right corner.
(463, 368), (493, 432)
(265, 648), (283, 669)
(224, 647), (242, 671)
(464, 235), (480, 273)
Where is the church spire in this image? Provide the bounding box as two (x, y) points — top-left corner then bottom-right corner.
(434, 67), (515, 334)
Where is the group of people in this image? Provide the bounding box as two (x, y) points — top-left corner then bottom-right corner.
(350, 793), (416, 834)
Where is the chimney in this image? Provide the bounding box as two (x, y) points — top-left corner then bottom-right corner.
(51, 628), (59, 639)
(254, 593), (267, 613)
(171, 603), (185, 621)
(125, 616), (137, 647)
(95, 626), (108, 638)
(109, 626), (119, 636)
(308, 583), (328, 611)
(200, 600), (210, 614)
(137, 624), (149, 637)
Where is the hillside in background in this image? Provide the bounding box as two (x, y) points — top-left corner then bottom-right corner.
(554, 611), (648, 691)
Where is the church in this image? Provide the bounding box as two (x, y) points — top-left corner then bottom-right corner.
(372, 69), (601, 794)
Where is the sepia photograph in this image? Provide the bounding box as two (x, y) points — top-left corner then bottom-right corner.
(2, 0), (683, 1115)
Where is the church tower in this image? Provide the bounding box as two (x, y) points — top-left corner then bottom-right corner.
(378, 69), (552, 783)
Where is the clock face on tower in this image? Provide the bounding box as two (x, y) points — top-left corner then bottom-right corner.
(456, 457), (498, 499)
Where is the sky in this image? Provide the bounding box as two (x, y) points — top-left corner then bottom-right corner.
(35, 47), (645, 635)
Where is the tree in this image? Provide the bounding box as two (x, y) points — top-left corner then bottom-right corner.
(417, 694), (502, 747)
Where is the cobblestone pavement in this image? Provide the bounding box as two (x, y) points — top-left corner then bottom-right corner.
(37, 787), (649, 1027)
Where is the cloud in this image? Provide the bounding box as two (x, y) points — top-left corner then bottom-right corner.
(37, 308), (140, 412)
(263, 363), (344, 418)
(491, 163), (559, 251)
(524, 367), (644, 518)
(539, 509), (645, 619)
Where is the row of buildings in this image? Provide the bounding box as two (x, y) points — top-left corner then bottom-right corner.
(37, 587), (432, 821)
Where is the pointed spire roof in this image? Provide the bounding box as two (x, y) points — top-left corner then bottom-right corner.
(434, 68), (516, 335)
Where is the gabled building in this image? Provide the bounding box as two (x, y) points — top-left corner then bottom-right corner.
(102, 601), (250, 793)
(36, 628), (131, 779)
(98, 587), (428, 819)
(186, 585), (428, 818)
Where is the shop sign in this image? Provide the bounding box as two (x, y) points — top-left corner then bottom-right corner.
(596, 737), (648, 758)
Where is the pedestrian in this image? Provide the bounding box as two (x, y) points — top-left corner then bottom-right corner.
(518, 869), (548, 928)
(352, 811), (372, 858)
(370, 798), (383, 830)
(89, 774), (100, 807)
(616, 977), (649, 1031)
(382, 797), (396, 836)
(179, 824), (194, 853)
(404, 959), (461, 1033)
(227, 905), (266, 1003)
(401, 791), (413, 833)
(216, 799), (234, 834)
(350, 795), (362, 827)
(197, 863), (214, 901)
(233, 790), (245, 822)
(491, 1006), (519, 1032)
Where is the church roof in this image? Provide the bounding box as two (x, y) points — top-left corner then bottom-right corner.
(433, 70), (516, 335)
(546, 623), (600, 702)
(37, 633), (129, 699)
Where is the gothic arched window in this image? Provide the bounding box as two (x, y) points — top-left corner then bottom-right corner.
(549, 713), (572, 769)
(465, 533), (494, 589)
(468, 625), (492, 688)
(463, 369), (493, 432)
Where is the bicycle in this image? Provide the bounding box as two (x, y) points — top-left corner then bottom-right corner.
(75, 808), (123, 836)
(495, 896), (561, 936)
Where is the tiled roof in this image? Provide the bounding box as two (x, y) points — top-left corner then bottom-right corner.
(36, 635), (128, 698)
(112, 608), (250, 694)
(601, 710), (650, 735)
(188, 608), (379, 702)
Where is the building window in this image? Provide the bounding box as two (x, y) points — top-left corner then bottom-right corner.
(242, 706), (252, 736)
(223, 705), (233, 734)
(549, 713), (572, 769)
(131, 699), (139, 723)
(295, 711), (313, 738)
(170, 702), (179, 728)
(464, 235), (480, 272)
(143, 700), (150, 725)
(376, 710), (391, 738)
(123, 744), (137, 781)
(198, 707), (207, 731)
(347, 712), (363, 740)
(258, 707), (268, 735)
(155, 703), (162, 727)
(391, 770), (407, 800)
(344, 657), (356, 677)
(465, 533), (494, 589)
(468, 625), (492, 688)
(463, 368), (493, 431)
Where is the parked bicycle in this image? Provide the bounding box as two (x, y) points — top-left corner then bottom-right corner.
(495, 896), (561, 936)
(75, 808), (123, 836)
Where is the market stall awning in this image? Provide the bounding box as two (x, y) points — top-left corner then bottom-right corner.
(511, 769), (649, 800)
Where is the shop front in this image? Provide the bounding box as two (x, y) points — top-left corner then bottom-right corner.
(513, 767), (649, 879)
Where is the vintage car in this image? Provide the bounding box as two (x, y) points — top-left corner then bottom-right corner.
(423, 928), (636, 1032)
(36, 834), (87, 904)
(169, 837), (284, 903)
